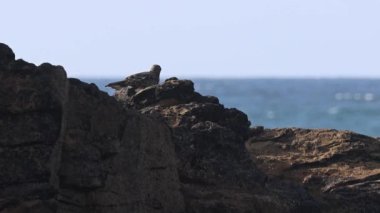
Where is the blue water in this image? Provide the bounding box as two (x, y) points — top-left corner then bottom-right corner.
(85, 78), (380, 137)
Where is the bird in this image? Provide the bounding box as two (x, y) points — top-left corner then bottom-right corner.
(106, 64), (161, 91)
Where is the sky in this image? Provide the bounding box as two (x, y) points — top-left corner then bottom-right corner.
(1, 0), (379, 78)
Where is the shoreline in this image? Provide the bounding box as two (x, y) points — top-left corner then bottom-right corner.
(1, 43), (379, 212)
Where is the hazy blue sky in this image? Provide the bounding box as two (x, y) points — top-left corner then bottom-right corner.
(1, 0), (379, 78)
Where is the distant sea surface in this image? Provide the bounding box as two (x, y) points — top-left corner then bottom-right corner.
(84, 78), (380, 137)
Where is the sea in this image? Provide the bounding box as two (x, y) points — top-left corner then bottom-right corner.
(84, 78), (380, 137)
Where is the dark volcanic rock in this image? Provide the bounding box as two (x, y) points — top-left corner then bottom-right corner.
(117, 78), (220, 109)
(0, 44), (184, 213)
(247, 128), (380, 213)
(116, 78), (321, 212)
(118, 79), (258, 185)
(0, 43), (15, 66)
(0, 52), (67, 212)
(58, 79), (184, 213)
(2, 42), (378, 212)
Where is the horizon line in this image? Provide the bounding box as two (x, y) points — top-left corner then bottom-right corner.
(72, 75), (380, 80)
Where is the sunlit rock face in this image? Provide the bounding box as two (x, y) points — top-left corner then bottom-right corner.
(247, 128), (380, 212)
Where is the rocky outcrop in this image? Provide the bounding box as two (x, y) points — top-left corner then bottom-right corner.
(247, 128), (380, 212)
(1, 42), (379, 212)
(58, 79), (184, 213)
(118, 78), (258, 185)
(0, 43), (184, 213)
(0, 45), (67, 213)
(116, 78), (321, 212)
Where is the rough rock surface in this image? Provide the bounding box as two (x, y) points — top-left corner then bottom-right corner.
(0, 43), (184, 213)
(247, 128), (380, 212)
(117, 78), (321, 212)
(0, 44), (67, 213)
(1, 42), (379, 212)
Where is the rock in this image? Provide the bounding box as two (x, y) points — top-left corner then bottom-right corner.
(247, 128), (380, 212)
(249, 126), (264, 136)
(116, 78), (220, 109)
(0, 43), (15, 66)
(118, 78), (321, 212)
(0, 54), (67, 213)
(2, 42), (378, 212)
(116, 78), (257, 185)
(58, 79), (184, 213)
(0, 44), (185, 213)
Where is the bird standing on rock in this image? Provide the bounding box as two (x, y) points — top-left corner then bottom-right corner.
(106, 64), (161, 91)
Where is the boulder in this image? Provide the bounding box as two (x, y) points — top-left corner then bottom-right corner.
(0, 52), (67, 213)
(116, 78), (219, 109)
(0, 43), (185, 213)
(247, 128), (380, 212)
(58, 79), (184, 213)
(118, 78), (321, 212)
(0, 43), (15, 66)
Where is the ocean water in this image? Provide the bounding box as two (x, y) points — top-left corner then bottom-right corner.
(84, 78), (380, 137)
